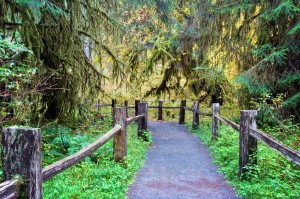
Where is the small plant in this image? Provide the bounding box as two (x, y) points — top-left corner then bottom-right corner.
(190, 119), (300, 199)
(42, 117), (151, 199)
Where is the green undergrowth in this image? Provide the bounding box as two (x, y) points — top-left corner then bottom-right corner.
(42, 118), (151, 199)
(189, 122), (300, 199)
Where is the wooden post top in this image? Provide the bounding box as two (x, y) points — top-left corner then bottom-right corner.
(4, 127), (40, 130)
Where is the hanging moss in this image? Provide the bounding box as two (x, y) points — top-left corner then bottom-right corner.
(2, 0), (124, 122)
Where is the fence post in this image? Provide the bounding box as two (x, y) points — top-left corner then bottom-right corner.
(179, 100), (186, 124)
(124, 100), (128, 117)
(135, 100), (140, 117)
(212, 103), (220, 139)
(2, 127), (42, 198)
(96, 100), (100, 112)
(192, 101), (200, 129)
(111, 99), (116, 126)
(138, 102), (148, 139)
(112, 99), (116, 109)
(239, 110), (258, 178)
(158, 100), (163, 120)
(113, 107), (127, 162)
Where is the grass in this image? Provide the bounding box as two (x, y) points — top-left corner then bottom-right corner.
(189, 119), (300, 199)
(42, 115), (151, 199)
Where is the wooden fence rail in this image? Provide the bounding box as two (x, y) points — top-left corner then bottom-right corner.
(0, 103), (149, 198)
(0, 180), (20, 199)
(42, 125), (122, 181)
(1, 99), (299, 197)
(95, 99), (300, 175)
(184, 102), (300, 178)
(249, 128), (300, 165)
(95, 99), (184, 122)
(126, 115), (145, 125)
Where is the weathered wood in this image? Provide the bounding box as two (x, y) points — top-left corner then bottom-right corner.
(42, 125), (121, 181)
(111, 99), (117, 126)
(184, 107), (193, 111)
(215, 114), (240, 131)
(149, 106), (180, 109)
(113, 107), (127, 162)
(112, 99), (116, 108)
(2, 128), (42, 198)
(192, 101), (200, 129)
(212, 103), (220, 139)
(179, 100), (186, 124)
(0, 180), (21, 199)
(249, 128), (300, 166)
(96, 100), (100, 112)
(158, 100), (163, 120)
(138, 102), (148, 139)
(196, 110), (213, 117)
(195, 102), (200, 125)
(126, 115), (145, 125)
(135, 100), (140, 118)
(124, 100), (128, 117)
(239, 110), (258, 177)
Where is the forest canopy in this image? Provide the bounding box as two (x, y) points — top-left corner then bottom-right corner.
(0, 0), (299, 124)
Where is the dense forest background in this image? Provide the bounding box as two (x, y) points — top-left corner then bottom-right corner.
(0, 1), (299, 199)
(1, 0), (299, 125)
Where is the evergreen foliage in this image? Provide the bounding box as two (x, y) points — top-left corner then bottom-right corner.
(1, 0), (124, 122)
(119, 0), (300, 119)
(1, 0), (299, 120)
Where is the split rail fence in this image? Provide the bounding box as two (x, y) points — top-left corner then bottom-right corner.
(183, 102), (300, 178)
(1, 99), (299, 198)
(0, 103), (149, 198)
(97, 99), (300, 176)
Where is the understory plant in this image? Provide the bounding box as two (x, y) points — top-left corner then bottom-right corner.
(191, 120), (300, 199)
(42, 114), (151, 199)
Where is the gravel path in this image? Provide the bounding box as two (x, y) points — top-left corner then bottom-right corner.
(127, 121), (240, 199)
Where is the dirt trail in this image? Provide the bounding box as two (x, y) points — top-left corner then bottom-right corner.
(127, 121), (240, 199)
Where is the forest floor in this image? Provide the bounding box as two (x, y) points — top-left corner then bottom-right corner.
(127, 121), (240, 199)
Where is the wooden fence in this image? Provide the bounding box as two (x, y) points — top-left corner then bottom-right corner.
(184, 102), (300, 178)
(1, 99), (299, 198)
(96, 99), (300, 176)
(97, 99), (299, 177)
(0, 103), (149, 199)
(94, 99), (185, 124)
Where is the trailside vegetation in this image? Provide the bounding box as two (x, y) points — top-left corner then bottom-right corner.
(190, 116), (300, 199)
(0, 0), (299, 198)
(42, 118), (151, 199)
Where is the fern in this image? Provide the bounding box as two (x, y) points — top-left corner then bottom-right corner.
(278, 72), (300, 86)
(288, 23), (300, 35)
(282, 93), (300, 108)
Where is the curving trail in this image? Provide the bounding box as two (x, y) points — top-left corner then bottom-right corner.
(127, 121), (240, 199)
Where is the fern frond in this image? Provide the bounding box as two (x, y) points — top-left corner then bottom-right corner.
(282, 93), (300, 108)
